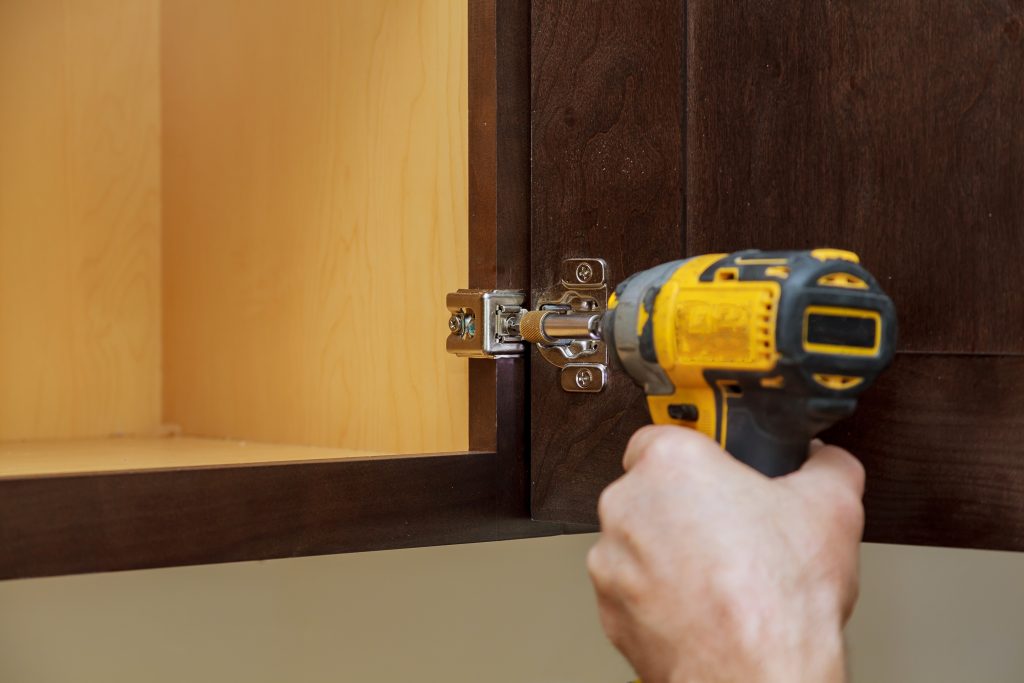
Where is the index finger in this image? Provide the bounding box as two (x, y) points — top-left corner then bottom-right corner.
(621, 424), (723, 472)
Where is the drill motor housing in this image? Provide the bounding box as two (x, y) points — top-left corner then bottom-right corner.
(604, 249), (897, 476)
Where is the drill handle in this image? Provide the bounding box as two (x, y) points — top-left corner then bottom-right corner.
(722, 406), (811, 477)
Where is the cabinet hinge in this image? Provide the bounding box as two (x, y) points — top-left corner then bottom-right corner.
(445, 258), (609, 393)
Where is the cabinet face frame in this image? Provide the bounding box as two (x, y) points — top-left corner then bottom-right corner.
(0, 1), (567, 581)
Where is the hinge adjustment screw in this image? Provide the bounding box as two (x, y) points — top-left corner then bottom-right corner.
(449, 310), (474, 338)
(575, 367), (595, 389)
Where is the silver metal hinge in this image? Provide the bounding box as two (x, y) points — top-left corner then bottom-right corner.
(445, 289), (527, 358)
(445, 258), (609, 393)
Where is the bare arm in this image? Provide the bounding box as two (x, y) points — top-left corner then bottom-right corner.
(587, 426), (865, 683)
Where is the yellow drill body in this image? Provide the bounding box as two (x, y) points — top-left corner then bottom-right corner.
(603, 249), (896, 476)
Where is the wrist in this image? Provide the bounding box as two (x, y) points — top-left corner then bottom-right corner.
(659, 618), (845, 683)
(759, 602), (846, 683)
(725, 591), (847, 683)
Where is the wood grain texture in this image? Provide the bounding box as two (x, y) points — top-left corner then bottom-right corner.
(0, 0), (162, 440)
(0, 4), (571, 579)
(0, 449), (563, 580)
(466, 0), (536, 523)
(529, 0), (1024, 551)
(826, 355), (1024, 550)
(161, 0), (469, 453)
(686, 0), (1024, 354)
(468, 0), (531, 294)
(0, 437), (388, 477)
(530, 0), (685, 523)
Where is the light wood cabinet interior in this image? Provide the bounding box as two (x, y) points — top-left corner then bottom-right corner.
(0, 0), (468, 474)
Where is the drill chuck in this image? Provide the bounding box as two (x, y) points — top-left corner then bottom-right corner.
(519, 310), (602, 345)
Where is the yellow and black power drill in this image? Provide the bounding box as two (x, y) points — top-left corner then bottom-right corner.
(521, 249), (897, 476)
(603, 248), (896, 476)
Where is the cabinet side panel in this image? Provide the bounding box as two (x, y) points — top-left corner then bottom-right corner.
(161, 0), (469, 452)
(0, 0), (162, 440)
(686, 0), (1024, 353)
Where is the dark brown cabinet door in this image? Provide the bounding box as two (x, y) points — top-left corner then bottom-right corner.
(529, 0), (1024, 550)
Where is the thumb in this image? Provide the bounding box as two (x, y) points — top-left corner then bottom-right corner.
(788, 440), (866, 499)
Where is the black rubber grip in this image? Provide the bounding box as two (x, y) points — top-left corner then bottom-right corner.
(722, 404), (810, 477)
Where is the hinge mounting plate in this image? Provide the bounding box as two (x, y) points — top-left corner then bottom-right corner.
(444, 258), (609, 393)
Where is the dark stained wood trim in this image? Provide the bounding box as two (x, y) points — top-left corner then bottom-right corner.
(0, 2), (561, 581)
(0, 451), (562, 580)
(467, 0), (531, 294)
(466, 0), (545, 526)
(468, 0), (533, 454)
(826, 354), (1024, 551)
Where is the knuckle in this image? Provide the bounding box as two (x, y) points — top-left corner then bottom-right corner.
(846, 454), (867, 491)
(586, 546), (620, 597)
(614, 565), (646, 605)
(829, 487), (865, 535)
(835, 493), (865, 527)
(585, 546), (604, 583)
(626, 426), (685, 470)
(626, 424), (663, 449)
(596, 485), (619, 523)
(829, 446), (867, 492)
(638, 433), (685, 471)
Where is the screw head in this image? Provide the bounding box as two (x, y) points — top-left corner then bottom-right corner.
(575, 367), (594, 389)
(575, 262), (594, 283)
(448, 312), (464, 335)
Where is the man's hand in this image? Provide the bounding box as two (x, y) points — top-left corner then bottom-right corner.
(587, 426), (865, 683)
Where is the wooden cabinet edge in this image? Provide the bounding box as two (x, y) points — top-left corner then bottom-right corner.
(0, 450), (570, 580)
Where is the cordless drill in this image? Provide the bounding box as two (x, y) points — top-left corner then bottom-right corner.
(519, 249), (897, 476)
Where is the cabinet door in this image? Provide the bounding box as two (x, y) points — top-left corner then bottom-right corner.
(529, 0), (1024, 550)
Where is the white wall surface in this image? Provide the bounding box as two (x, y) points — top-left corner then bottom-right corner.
(1, 536), (1022, 682)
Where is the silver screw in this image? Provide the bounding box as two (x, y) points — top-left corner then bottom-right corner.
(575, 367), (594, 389)
(575, 262), (594, 283)
(448, 312), (464, 335)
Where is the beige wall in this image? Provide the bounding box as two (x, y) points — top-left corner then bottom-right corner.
(848, 543), (1024, 681)
(1, 538), (1023, 682)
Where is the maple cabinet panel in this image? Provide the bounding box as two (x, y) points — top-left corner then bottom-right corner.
(0, 0), (162, 442)
(0, 0), (466, 472)
(161, 0), (469, 454)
